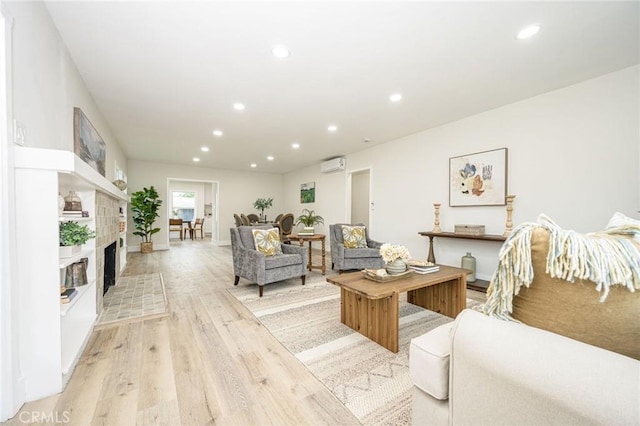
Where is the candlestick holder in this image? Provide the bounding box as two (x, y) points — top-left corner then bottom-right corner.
(432, 203), (442, 233)
(503, 195), (516, 237)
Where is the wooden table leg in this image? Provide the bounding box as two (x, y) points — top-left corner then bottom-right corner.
(307, 241), (312, 271)
(340, 288), (399, 352)
(427, 236), (436, 263)
(320, 237), (326, 275)
(407, 275), (467, 319)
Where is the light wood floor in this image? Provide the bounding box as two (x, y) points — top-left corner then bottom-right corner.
(7, 240), (486, 426)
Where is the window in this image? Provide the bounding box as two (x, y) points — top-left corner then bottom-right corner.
(171, 191), (196, 222)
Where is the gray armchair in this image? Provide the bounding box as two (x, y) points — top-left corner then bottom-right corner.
(231, 225), (307, 297)
(329, 223), (385, 273)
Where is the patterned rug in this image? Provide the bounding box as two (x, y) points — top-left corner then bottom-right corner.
(96, 273), (169, 328)
(228, 274), (479, 425)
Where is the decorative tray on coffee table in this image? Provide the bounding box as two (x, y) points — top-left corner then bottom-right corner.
(361, 268), (414, 283)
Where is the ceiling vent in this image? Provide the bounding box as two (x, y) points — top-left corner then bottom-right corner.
(320, 157), (346, 173)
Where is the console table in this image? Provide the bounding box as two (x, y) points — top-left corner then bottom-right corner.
(418, 232), (506, 293)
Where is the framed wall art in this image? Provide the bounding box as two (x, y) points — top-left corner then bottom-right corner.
(449, 148), (508, 206)
(300, 182), (315, 203)
(74, 107), (106, 177)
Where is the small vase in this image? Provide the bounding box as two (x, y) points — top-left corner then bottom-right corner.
(386, 258), (407, 275)
(461, 252), (476, 282)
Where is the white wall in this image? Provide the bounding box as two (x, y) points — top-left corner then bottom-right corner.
(284, 66), (640, 280)
(2, 2), (129, 419)
(7, 1), (127, 181)
(127, 160), (283, 249)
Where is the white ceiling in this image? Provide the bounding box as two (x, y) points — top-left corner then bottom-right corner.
(44, 1), (639, 174)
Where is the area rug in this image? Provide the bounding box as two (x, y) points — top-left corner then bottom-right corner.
(227, 275), (480, 425)
(96, 272), (169, 328)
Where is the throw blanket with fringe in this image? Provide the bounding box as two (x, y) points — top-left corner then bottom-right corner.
(482, 214), (640, 320)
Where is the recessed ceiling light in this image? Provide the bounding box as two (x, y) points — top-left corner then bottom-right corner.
(292, 143), (300, 149)
(201, 146), (210, 152)
(390, 93), (402, 102)
(193, 157), (200, 162)
(267, 156), (274, 161)
(233, 103), (246, 111)
(328, 125), (338, 132)
(250, 163), (257, 168)
(517, 24), (541, 40)
(272, 46), (290, 59)
(213, 129), (223, 136)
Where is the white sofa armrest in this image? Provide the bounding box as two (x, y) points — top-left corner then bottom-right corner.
(449, 309), (640, 426)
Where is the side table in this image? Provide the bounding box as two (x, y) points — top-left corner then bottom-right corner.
(288, 233), (326, 275)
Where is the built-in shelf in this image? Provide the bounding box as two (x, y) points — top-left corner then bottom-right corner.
(14, 146), (118, 401)
(60, 280), (96, 316)
(59, 216), (91, 222)
(58, 249), (93, 269)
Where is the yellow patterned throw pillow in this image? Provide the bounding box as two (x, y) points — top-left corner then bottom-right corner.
(252, 228), (283, 256)
(342, 225), (368, 248)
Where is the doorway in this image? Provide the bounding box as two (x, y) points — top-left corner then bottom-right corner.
(349, 169), (371, 227)
(167, 178), (219, 243)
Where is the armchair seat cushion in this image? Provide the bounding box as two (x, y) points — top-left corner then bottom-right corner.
(344, 247), (382, 259)
(265, 253), (303, 270)
(409, 322), (454, 400)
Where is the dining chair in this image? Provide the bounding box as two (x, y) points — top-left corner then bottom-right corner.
(169, 218), (184, 240)
(182, 220), (194, 240)
(240, 213), (251, 226)
(193, 218), (205, 239)
(233, 213), (243, 227)
(278, 213), (294, 244)
(273, 213), (283, 224)
(247, 213), (260, 224)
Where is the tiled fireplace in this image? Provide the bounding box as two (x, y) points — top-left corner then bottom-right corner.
(95, 192), (122, 314)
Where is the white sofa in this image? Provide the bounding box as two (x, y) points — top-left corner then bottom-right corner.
(410, 309), (640, 425)
(410, 226), (640, 425)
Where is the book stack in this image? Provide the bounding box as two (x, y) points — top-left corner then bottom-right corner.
(407, 260), (440, 274)
(60, 287), (78, 304)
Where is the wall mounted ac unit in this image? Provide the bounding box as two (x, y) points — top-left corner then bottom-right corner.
(320, 157), (346, 173)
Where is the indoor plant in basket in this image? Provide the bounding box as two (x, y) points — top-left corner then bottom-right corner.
(253, 197), (273, 221)
(59, 221), (96, 258)
(295, 209), (324, 234)
(130, 186), (162, 253)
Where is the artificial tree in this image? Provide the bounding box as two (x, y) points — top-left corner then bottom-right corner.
(253, 197), (273, 221)
(130, 186), (162, 253)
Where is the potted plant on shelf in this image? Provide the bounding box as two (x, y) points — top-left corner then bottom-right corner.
(295, 209), (324, 234)
(253, 197), (273, 221)
(130, 186), (162, 253)
(59, 221), (96, 258)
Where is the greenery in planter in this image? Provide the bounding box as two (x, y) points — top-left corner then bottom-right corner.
(253, 197), (273, 216)
(59, 221), (96, 246)
(295, 209), (324, 227)
(130, 186), (163, 243)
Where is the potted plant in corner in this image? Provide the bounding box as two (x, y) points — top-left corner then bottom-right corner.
(253, 197), (273, 221)
(130, 186), (162, 253)
(59, 221), (96, 258)
(295, 209), (324, 235)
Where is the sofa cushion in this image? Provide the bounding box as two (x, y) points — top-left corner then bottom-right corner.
(342, 225), (368, 248)
(265, 253), (301, 270)
(409, 321), (454, 400)
(344, 247), (381, 259)
(513, 228), (640, 360)
(252, 228), (282, 256)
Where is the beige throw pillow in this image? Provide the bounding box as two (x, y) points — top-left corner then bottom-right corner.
(252, 228), (283, 256)
(342, 225), (368, 248)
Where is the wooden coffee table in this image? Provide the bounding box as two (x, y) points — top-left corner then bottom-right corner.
(326, 265), (468, 352)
